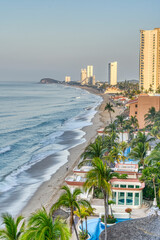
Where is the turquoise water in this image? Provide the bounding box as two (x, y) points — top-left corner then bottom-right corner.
(124, 147), (139, 164)
(0, 81), (102, 219)
(81, 218), (130, 240)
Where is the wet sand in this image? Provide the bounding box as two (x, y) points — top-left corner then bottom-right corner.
(20, 89), (124, 218)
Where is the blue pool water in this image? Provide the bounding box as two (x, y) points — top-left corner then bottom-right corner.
(123, 147), (139, 164)
(81, 218), (130, 240)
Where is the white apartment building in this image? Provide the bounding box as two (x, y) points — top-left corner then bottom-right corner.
(139, 28), (160, 91)
(108, 61), (117, 85)
(81, 68), (88, 85)
(65, 76), (71, 83)
(87, 65), (93, 78)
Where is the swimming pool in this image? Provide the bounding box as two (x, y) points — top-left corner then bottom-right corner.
(80, 218), (130, 240)
(123, 147), (139, 164)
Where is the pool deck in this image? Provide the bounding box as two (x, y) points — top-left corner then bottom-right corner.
(71, 203), (150, 240)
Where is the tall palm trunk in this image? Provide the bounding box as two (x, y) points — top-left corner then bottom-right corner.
(109, 111), (112, 123)
(85, 216), (88, 234)
(110, 205), (113, 216)
(153, 177), (157, 201)
(73, 217), (79, 240)
(103, 191), (107, 240)
(121, 124), (123, 142)
(71, 208), (79, 239)
(106, 193), (109, 218)
(70, 208), (73, 234)
(80, 219), (83, 233)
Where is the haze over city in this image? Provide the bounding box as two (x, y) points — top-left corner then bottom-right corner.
(0, 0), (159, 82)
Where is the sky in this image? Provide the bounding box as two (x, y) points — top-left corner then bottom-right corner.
(0, 0), (160, 83)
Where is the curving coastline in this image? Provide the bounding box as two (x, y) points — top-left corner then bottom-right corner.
(20, 88), (124, 219)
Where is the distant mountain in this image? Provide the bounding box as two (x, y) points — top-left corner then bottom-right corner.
(40, 78), (63, 84)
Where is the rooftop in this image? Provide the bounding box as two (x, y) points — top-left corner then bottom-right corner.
(73, 166), (93, 173)
(65, 174), (86, 185)
(100, 215), (160, 240)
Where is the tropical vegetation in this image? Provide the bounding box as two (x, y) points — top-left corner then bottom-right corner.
(50, 185), (91, 239)
(0, 213), (25, 240)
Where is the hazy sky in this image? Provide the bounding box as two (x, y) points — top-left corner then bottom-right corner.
(0, 0), (160, 82)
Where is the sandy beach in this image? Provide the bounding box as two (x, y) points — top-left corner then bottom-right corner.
(20, 87), (124, 218)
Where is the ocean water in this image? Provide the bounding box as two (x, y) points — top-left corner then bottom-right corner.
(0, 81), (102, 219)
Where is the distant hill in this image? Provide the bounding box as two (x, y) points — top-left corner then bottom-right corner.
(118, 79), (139, 84)
(40, 78), (63, 84)
(127, 79), (139, 84)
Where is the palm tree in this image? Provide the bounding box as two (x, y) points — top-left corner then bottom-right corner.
(74, 208), (85, 234)
(81, 138), (107, 160)
(50, 186), (90, 239)
(83, 158), (120, 240)
(123, 120), (133, 142)
(105, 102), (115, 123)
(22, 207), (70, 240)
(0, 213), (25, 240)
(105, 123), (117, 134)
(151, 126), (160, 139)
(140, 164), (160, 205)
(83, 206), (94, 234)
(129, 142), (149, 167)
(108, 200), (116, 216)
(115, 115), (125, 141)
(119, 141), (128, 162)
(130, 115), (139, 130)
(145, 150), (160, 166)
(131, 131), (154, 148)
(74, 206), (94, 236)
(109, 146), (122, 163)
(144, 107), (156, 126)
(104, 124), (119, 150)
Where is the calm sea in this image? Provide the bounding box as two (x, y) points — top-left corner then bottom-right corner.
(0, 81), (102, 219)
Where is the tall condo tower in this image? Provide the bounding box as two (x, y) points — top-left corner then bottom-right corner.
(139, 28), (160, 91)
(108, 61), (117, 85)
(87, 65), (93, 78)
(81, 69), (87, 85)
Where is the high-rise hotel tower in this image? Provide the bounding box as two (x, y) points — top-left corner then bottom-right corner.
(139, 28), (160, 91)
(108, 61), (117, 85)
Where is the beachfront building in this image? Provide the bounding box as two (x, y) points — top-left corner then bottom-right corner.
(139, 28), (160, 91)
(111, 163), (145, 209)
(81, 68), (88, 85)
(65, 76), (71, 83)
(126, 94), (160, 129)
(87, 65), (93, 78)
(81, 66), (96, 85)
(65, 166), (93, 199)
(108, 61), (117, 85)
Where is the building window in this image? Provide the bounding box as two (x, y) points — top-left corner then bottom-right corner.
(126, 192), (133, 205)
(135, 104), (138, 108)
(118, 192), (125, 205)
(136, 185), (140, 188)
(135, 111), (137, 115)
(135, 193), (139, 206)
(112, 192), (116, 203)
(120, 184), (126, 188)
(128, 185), (134, 188)
(113, 184), (119, 188)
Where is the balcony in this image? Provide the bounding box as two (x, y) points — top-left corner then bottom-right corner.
(73, 166), (93, 173)
(65, 174), (86, 186)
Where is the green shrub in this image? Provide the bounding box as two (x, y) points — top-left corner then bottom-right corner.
(101, 215), (116, 224)
(79, 230), (88, 240)
(143, 184), (154, 200)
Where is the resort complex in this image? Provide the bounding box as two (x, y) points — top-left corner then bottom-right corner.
(1, 5), (160, 239)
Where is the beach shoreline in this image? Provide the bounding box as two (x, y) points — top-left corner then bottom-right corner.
(20, 87), (124, 218)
